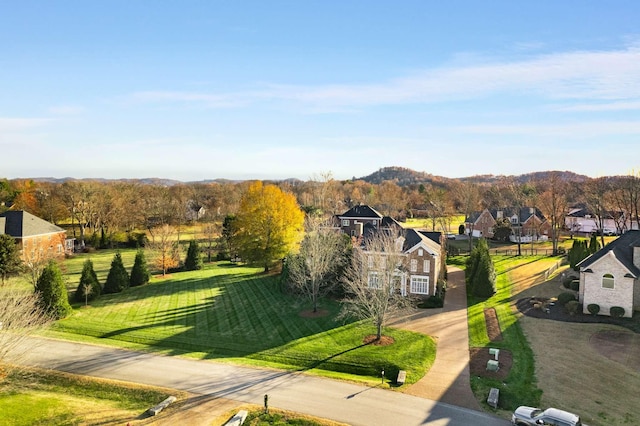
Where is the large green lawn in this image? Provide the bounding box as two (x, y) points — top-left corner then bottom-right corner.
(49, 250), (435, 384)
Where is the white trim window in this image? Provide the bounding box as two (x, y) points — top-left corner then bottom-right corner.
(410, 259), (418, 272)
(342, 219), (349, 227)
(418, 249), (423, 256)
(368, 256), (374, 268)
(602, 273), (615, 289)
(410, 276), (429, 295)
(368, 272), (381, 289)
(423, 260), (430, 273)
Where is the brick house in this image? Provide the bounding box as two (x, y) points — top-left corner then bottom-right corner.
(577, 230), (640, 318)
(336, 205), (445, 299)
(0, 210), (71, 260)
(465, 207), (550, 241)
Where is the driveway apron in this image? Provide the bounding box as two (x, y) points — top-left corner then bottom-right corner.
(394, 266), (481, 411)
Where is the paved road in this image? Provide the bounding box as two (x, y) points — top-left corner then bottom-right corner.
(21, 337), (510, 426)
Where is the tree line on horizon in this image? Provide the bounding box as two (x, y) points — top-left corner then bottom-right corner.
(1, 169), (639, 253)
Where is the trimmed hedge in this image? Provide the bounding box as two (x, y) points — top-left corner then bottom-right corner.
(610, 306), (625, 318)
(587, 303), (600, 315)
(557, 292), (577, 306)
(565, 300), (580, 315)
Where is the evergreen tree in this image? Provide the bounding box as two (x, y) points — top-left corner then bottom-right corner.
(568, 240), (589, 270)
(74, 259), (101, 303)
(588, 234), (601, 254)
(36, 260), (72, 319)
(130, 249), (151, 287)
(465, 238), (496, 298)
(184, 240), (203, 271)
(473, 249), (497, 298)
(0, 234), (22, 285)
(103, 252), (129, 294)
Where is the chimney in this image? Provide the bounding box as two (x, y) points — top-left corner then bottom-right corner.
(634, 246), (640, 270)
(496, 210), (503, 219)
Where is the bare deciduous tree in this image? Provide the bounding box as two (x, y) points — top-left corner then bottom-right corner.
(0, 289), (52, 377)
(287, 217), (348, 313)
(537, 172), (568, 255)
(149, 224), (178, 276)
(341, 227), (411, 341)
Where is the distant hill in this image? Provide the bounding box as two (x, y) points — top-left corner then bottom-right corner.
(356, 167), (452, 187)
(17, 168), (592, 187)
(357, 167), (590, 187)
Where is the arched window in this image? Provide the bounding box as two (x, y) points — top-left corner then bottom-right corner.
(602, 273), (614, 289)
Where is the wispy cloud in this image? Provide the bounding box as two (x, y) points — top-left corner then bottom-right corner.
(0, 117), (53, 131)
(455, 120), (640, 137)
(555, 101), (640, 112)
(128, 44), (640, 110)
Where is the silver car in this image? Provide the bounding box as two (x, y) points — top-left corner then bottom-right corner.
(511, 406), (585, 426)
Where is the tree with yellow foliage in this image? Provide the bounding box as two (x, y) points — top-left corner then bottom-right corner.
(234, 181), (304, 272)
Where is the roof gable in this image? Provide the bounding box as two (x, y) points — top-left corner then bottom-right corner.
(339, 205), (384, 219)
(403, 229), (441, 256)
(0, 210), (66, 238)
(578, 230), (640, 277)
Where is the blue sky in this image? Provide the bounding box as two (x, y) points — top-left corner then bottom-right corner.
(1, 1), (639, 181)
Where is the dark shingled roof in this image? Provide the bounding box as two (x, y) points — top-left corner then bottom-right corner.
(577, 230), (640, 277)
(338, 205), (384, 219)
(0, 210), (66, 238)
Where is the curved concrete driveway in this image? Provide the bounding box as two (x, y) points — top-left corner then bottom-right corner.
(392, 266), (480, 411)
(20, 336), (508, 425)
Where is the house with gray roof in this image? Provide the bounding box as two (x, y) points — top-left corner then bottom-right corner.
(0, 210), (71, 260)
(336, 205), (445, 299)
(577, 230), (640, 317)
(464, 207), (550, 240)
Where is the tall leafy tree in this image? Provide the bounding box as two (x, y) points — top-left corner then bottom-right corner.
(103, 252), (129, 294)
(74, 259), (101, 304)
(234, 181), (305, 272)
(0, 234), (22, 285)
(184, 240), (203, 271)
(35, 260), (72, 319)
(130, 249), (151, 287)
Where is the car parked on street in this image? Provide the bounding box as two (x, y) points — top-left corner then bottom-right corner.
(512, 406), (586, 426)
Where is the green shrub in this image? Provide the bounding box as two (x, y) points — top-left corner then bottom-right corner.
(74, 259), (101, 303)
(587, 303), (600, 315)
(562, 275), (578, 289)
(570, 280), (580, 291)
(417, 295), (444, 309)
(557, 292), (577, 306)
(36, 260), (73, 319)
(610, 306), (625, 318)
(565, 300), (580, 315)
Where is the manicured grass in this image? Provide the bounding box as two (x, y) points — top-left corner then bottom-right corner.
(403, 215), (465, 232)
(463, 255), (562, 410)
(50, 251), (435, 383)
(0, 367), (180, 426)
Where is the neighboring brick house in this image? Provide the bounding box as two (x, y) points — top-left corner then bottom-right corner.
(577, 230), (640, 318)
(336, 205), (445, 299)
(465, 207), (550, 241)
(0, 210), (71, 260)
(464, 209), (496, 238)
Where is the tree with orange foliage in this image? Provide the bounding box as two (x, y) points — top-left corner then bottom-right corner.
(234, 181), (304, 272)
